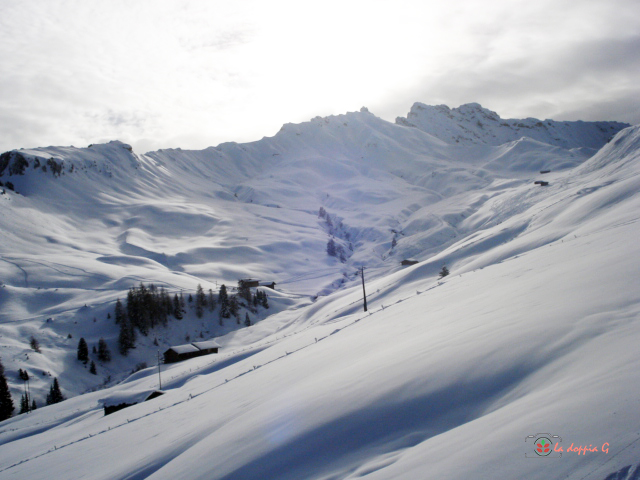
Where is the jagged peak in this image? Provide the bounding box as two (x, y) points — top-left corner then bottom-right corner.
(396, 102), (629, 149)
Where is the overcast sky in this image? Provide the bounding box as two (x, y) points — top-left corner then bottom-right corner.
(1, 0), (639, 153)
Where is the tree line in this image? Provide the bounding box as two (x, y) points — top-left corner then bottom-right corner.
(0, 281), (273, 421)
(116, 281), (270, 356)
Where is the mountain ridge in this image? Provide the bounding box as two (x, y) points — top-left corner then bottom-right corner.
(396, 101), (629, 148)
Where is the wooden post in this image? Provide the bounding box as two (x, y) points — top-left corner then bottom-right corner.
(157, 351), (162, 390)
(361, 266), (368, 312)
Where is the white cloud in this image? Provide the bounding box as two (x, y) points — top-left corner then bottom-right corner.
(0, 0), (638, 153)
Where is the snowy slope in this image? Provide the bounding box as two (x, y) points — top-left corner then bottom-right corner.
(0, 105), (639, 479)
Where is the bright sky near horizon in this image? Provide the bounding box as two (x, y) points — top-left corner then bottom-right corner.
(1, 0), (639, 154)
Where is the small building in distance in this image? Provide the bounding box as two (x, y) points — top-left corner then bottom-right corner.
(240, 278), (276, 289)
(191, 340), (221, 356)
(164, 340), (221, 364)
(101, 389), (165, 416)
(401, 260), (419, 266)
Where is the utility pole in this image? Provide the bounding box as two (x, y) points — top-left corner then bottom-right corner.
(157, 351), (163, 390)
(26, 375), (30, 413)
(360, 266), (368, 312)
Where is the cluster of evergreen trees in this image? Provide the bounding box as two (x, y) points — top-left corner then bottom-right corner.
(45, 378), (64, 405)
(115, 282), (270, 355)
(116, 283), (184, 355)
(218, 282), (270, 325)
(326, 238), (347, 262)
(320, 207), (352, 263)
(17, 369), (36, 414)
(125, 283), (176, 335)
(0, 356), (66, 420)
(76, 337), (101, 374)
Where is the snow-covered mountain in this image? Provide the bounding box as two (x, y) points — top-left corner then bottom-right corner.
(0, 103), (639, 480)
(396, 102), (628, 148)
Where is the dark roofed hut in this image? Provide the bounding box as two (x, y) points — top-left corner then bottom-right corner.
(164, 344), (201, 364)
(191, 340), (221, 355)
(164, 340), (222, 364)
(401, 260), (419, 266)
(102, 389), (165, 416)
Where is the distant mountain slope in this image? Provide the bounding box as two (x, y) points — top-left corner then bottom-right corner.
(0, 123), (639, 480)
(0, 102), (634, 404)
(396, 102), (629, 148)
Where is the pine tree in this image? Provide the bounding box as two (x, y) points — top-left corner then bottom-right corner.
(257, 290), (269, 309)
(173, 294), (183, 320)
(237, 280), (252, 304)
(29, 336), (41, 353)
(439, 265), (450, 278)
(77, 338), (89, 363)
(208, 289), (216, 312)
(318, 206), (326, 218)
(159, 287), (171, 326)
(46, 378), (64, 405)
(195, 284), (205, 318)
(188, 293), (193, 303)
(245, 312), (251, 327)
(218, 285), (230, 322)
(0, 357), (15, 420)
(20, 393), (29, 414)
(229, 295), (239, 322)
(89, 361), (97, 375)
(97, 338), (111, 362)
(114, 298), (126, 325)
(31, 399), (37, 411)
(118, 316), (136, 356)
(326, 238), (337, 257)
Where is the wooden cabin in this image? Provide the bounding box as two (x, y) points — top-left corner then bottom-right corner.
(191, 340), (221, 356)
(103, 390), (165, 416)
(241, 279), (276, 289)
(163, 344), (200, 364)
(164, 340), (221, 364)
(401, 260), (419, 266)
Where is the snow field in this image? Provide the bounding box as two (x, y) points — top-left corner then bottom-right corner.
(0, 109), (638, 479)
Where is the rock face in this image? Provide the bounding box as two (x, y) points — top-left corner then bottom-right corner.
(396, 102), (630, 149)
